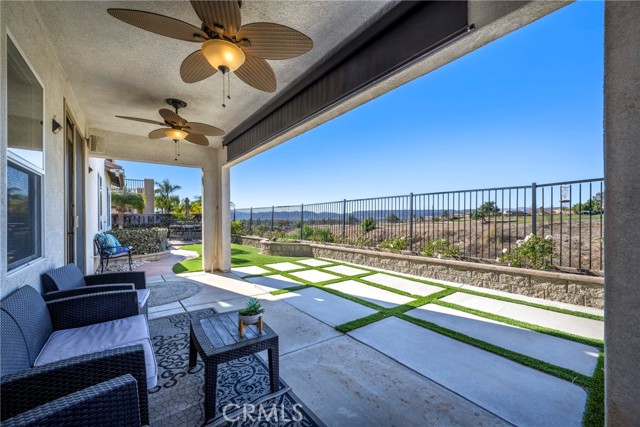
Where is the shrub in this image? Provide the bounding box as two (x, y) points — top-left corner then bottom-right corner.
(421, 239), (460, 259)
(353, 236), (373, 248)
(231, 220), (246, 235)
(107, 227), (168, 255)
(379, 237), (408, 253)
(499, 233), (554, 270)
(386, 213), (400, 223)
(309, 228), (336, 243)
(361, 217), (376, 233)
(470, 201), (500, 221)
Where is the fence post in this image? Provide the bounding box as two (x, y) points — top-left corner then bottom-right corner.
(531, 182), (537, 235)
(342, 199), (347, 241)
(300, 204), (304, 240)
(233, 208), (236, 221)
(409, 193), (414, 252)
(271, 206), (275, 231)
(249, 207), (253, 234)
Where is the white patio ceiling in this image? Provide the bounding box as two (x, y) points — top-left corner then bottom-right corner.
(34, 1), (393, 150)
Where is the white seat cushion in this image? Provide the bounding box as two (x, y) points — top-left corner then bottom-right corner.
(136, 289), (150, 308)
(34, 314), (157, 388)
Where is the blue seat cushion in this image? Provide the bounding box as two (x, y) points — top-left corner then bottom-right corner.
(105, 234), (121, 255)
(95, 233), (110, 253)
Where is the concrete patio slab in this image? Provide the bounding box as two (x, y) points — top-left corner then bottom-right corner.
(149, 307), (186, 321)
(350, 317), (587, 427)
(323, 265), (370, 276)
(296, 259), (333, 267)
(230, 265), (270, 277)
(407, 304), (599, 376)
(264, 262), (304, 271)
(458, 284), (605, 316)
(246, 274), (303, 292)
(441, 292), (604, 340)
(148, 301), (182, 314)
(325, 280), (413, 308)
(362, 273), (445, 296)
(280, 335), (511, 427)
(282, 287), (376, 327)
(290, 270), (340, 283)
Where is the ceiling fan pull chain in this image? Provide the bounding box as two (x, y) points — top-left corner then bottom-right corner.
(227, 73), (231, 101)
(222, 69), (227, 108)
(174, 140), (178, 161)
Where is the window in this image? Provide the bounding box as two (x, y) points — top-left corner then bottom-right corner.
(6, 36), (44, 271)
(107, 188), (112, 228)
(7, 162), (42, 270)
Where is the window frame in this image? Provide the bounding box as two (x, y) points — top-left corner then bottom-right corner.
(6, 31), (46, 275)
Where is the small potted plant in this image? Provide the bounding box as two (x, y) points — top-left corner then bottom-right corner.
(238, 298), (265, 336)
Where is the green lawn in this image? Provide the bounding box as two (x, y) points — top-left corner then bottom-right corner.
(172, 243), (305, 273)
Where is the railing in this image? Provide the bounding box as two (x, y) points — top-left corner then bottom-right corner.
(112, 179), (145, 194)
(111, 213), (172, 226)
(234, 178), (605, 272)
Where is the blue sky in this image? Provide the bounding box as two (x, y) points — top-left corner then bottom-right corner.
(120, 1), (604, 208)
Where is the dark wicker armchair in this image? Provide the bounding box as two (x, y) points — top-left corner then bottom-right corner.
(0, 286), (152, 426)
(41, 264), (149, 315)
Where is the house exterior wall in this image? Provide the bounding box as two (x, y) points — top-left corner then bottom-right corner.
(1, 1), (86, 297)
(85, 157), (114, 273)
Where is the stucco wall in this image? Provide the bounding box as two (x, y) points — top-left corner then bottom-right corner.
(1, 2), (86, 297)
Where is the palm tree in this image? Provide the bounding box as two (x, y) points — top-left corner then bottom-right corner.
(155, 179), (181, 214)
(111, 193), (145, 228)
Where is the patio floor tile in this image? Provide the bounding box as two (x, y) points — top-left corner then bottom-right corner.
(441, 292), (604, 340)
(323, 265), (370, 276)
(325, 280), (413, 308)
(281, 287), (376, 327)
(362, 273), (445, 296)
(296, 259), (333, 267)
(230, 266), (270, 277)
(289, 270), (340, 283)
(407, 304), (599, 376)
(349, 317), (587, 427)
(280, 335), (511, 427)
(246, 274), (303, 292)
(264, 262), (304, 271)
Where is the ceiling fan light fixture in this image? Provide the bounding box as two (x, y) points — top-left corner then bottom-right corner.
(201, 39), (245, 72)
(164, 128), (188, 141)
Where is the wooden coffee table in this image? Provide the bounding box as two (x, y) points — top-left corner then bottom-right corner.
(189, 311), (279, 421)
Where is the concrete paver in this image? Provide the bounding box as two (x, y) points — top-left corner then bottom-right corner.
(441, 292), (604, 340)
(296, 259), (333, 267)
(363, 273), (445, 296)
(282, 287), (376, 327)
(408, 304), (599, 376)
(230, 265), (270, 277)
(323, 265), (370, 276)
(246, 274), (303, 292)
(325, 280), (413, 308)
(290, 270), (340, 283)
(264, 262), (304, 271)
(350, 317), (587, 427)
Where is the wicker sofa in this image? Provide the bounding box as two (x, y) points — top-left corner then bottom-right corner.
(0, 285), (156, 426)
(41, 264), (149, 315)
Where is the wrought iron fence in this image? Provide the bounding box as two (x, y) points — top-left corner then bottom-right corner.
(234, 178), (604, 272)
(112, 179), (145, 194)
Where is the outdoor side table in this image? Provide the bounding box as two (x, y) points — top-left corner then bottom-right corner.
(189, 311), (280, 421)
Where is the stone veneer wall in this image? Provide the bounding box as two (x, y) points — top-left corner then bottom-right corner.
(232, 236), (604, 309)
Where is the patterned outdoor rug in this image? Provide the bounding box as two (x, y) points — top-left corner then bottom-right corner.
(148, 309), (326, 427)
(148, 281), (202, 307)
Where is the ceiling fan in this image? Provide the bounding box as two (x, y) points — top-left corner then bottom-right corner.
(116, 98), (224, 160)
(108, 1), (313, 106)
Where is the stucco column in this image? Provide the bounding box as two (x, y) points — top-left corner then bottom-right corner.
(201, 147), (230, 272)
(143, 179), (154, 214)
(604, 1), (640, 425)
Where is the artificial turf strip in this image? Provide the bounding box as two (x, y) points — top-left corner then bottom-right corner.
(334, 289), (456, 334)
(270, 285), (310, 295)
(395, 313), (593, 388)
(582, 353), (604, 427)
(433, 300), (604, 349)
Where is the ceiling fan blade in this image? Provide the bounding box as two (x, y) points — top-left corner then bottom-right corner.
(185, 132), (210, 146)
(107, 9), (208, 42)
(184, 122), (225, 136)
(180, 50), (218, 83)
(115, 115), (165, 126)
(191, 1), (241, 37)
(149, 128), (168, 139)
(234, 53), (277, 93)
(237, 23), (313, 60)
(159, 109), (187, 127)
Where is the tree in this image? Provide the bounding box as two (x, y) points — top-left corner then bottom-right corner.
(386, 213), (400, 223)
(572, 196), (603, 215)
(190, 195), (202, 216)
(111, 193), (145, 228)
(470, 201), (499, 221)
(154, 179), (181, 214)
